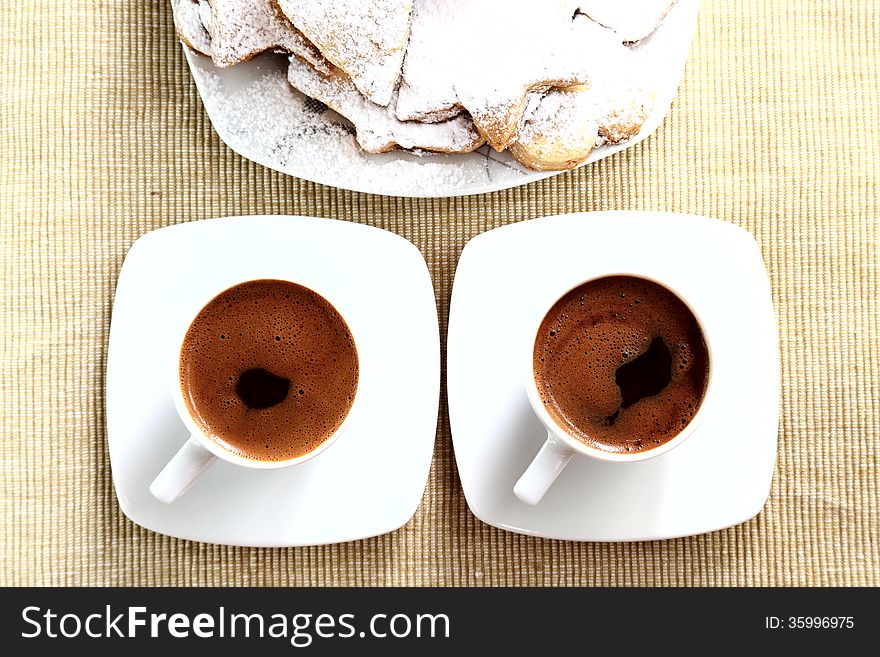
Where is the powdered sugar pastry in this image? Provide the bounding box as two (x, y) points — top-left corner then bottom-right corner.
(276, 0), (414, 107)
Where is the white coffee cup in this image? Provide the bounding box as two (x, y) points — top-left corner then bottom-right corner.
(513, 273), (715, 506)
(149, 279), (361, 504)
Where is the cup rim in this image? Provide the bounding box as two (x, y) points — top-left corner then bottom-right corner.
(170, 277), (362, 470)
(524, 271), (715, 463)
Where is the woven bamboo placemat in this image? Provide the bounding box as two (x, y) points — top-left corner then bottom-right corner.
(1, 1), (877, 586)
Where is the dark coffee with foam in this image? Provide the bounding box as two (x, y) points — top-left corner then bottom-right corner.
(533, 276), (708, 454)
(179, 280), (358, 462)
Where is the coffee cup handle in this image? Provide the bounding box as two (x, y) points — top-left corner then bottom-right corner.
(149, 436), (217, 504)
(513, 433), (576, 506)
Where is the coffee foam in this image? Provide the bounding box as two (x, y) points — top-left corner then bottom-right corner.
(533, 276), (708, 454)
(179, 280), (358, 461)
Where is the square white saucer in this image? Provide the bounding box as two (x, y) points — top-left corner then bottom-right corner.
(107, 216), (439, 546)
(448, 212), (779, 541)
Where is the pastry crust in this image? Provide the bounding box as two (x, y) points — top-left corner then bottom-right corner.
(599, 100), (651, 146)
(511, 83), (653, 171)
(287, 56), (484, 155)
(203, 0), (329, 71)
(510, 86), (599, 171)
(276, 0), (413, 107)
(172, 0), (212, 56)
(397, 1), (631, 152)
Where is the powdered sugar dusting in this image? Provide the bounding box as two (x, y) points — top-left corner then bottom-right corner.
(197, 0), (213, 36)
(577, 0), (679, 43)
(512, 15), (657, 168)
(518, 87), (600, 146)
(276, 0), (413, 107)
(204, 0), (329, 71)
(598, 97), (652, 146)
(395, 0), (461, 122)
(286, 56), (482, 154)
(397, 0), (640, 151)
(511, 86), (600, 170)
(172, 0), (212, 56)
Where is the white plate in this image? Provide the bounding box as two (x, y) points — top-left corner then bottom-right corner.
(178, 0), (700, 197)
(107, 216), (439, 546)
(448, 212), (779, 541)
